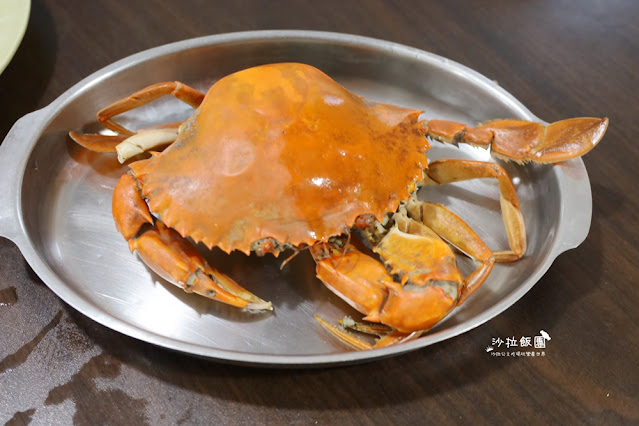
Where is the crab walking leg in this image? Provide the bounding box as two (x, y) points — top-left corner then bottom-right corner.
(97, 81), (206, 135)
(422, 159), (526, 263)
(112, 174), (272, 310)
(70, 122), (182, 161)
(69, 122), (181, 155)
(114, 128), (179, 163)
(425, 117), (608, 163)
(68, 81), (205, 154)
(68, 133), (129, 153)
(313, 315), (374, 351)
(314, 315), (423, 350)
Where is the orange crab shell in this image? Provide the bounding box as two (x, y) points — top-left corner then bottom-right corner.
(128, 63), (430, 254)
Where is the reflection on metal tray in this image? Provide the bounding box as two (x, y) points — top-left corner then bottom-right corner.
(0, 31), (592, 367)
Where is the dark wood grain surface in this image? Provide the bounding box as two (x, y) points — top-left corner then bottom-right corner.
(1, 0), (638, 424)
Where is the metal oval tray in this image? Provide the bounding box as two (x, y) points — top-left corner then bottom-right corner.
(0, 31), (592, 367)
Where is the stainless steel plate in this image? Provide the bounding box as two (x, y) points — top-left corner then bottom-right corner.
(0, 31), (592, 366)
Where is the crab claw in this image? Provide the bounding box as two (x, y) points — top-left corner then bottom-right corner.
(426, 117), (608, 163)
(310, 199), (497, 350)
(310, 229), (465, 349)
(372, 226), (464, 332)
(113, 174), (272, 311)
(130, 222), (272, 310)
(310, 242), (426, 350)
(310, 242), (391, 325)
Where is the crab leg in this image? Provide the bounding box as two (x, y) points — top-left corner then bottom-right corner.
(379, 205), (495, 309)
(113, 174), (272, 310)
(68, 133), (130, 153)
(309, 242), (391, 325)
(69, 123), (181, 156)
(97, 81), (205, 135)
(314, 315), (422, 350)
(69, 81), (205, 155)
(426, 117), (608, 163)
(399, 200), (495, 303)
(310, 242), (423, 350)
(311, 201), (495, 349)
(422, 159), (526, 262)
(112, 127), (180, 163)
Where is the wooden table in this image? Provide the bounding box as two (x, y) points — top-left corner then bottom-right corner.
(1, 1), (638, 424)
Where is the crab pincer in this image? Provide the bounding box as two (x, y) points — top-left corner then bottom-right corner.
(112, 174), (272, 310)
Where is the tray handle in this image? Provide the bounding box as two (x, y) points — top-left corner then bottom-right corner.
(0, 109), (46, 241)
(552, 159), (593, 257)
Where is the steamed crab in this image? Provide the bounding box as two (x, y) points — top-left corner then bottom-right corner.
(70, 63), (608, 349)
